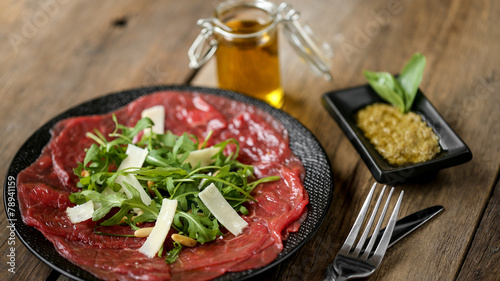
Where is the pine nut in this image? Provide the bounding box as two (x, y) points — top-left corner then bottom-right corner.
(186, 210), (204, 217)
(147, 181), (155, 197)
(134, 227), (154, 238)
(171, 234), (197, 247)
(120, 211), (143, 224)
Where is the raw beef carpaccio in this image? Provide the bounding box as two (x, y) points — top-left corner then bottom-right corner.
(17, 91), (309, 281)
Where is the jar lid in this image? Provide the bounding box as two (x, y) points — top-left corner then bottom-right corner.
(278, 3), (333, 81)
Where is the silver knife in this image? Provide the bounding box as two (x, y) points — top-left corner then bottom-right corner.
(364, 205), (444, 251)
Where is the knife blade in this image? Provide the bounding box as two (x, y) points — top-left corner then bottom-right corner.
(365, 205), (444, 250)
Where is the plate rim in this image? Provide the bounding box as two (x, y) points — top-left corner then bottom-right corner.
(4, 85), (333, 281)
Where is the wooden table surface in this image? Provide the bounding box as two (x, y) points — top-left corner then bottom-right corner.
(1, 0), (498, 280)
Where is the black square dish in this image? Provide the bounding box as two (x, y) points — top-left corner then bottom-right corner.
(322, 84), (472, 184)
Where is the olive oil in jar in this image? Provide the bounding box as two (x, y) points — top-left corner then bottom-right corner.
(215, 18), (284, 108)
(188, 0), (332, 109)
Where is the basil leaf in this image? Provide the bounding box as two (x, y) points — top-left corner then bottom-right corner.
(363, 70), (406, 112)
(398, 52), (426, 112)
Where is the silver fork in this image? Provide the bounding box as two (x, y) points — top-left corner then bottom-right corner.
(324, 182), (404, 281)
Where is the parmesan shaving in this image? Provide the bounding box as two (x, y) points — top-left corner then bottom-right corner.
(138, 199), (178, 258)
(66, 200), (94, 223)
(141, 105), (165, 135)
(183, 146), (220, 167)
(117, 144), (149, 172)
(116, 174), (152, 207)
(115, 144), (151, 207)
(198, 183), (248, 236)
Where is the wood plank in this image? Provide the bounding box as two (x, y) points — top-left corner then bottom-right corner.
(1, 177), (54, 280)
(456, 173), (500, 281)
(1, 202), (53, 281)
(192, 0), (500, 280)
(0, 0), (212, 280)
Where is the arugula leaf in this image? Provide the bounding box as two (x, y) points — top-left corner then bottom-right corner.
(214, 138), (240, 164)
(70, 115), (281, 264)
(238, 205), (249, 216)
(199, 131), (213, 149)
(193, 197), (211, 217)
(84, 144), (100, 167)
(93, 231), (135, 237)
(100, 181), (159, 226)
(398, 52), (426, 112)
(247, 176), (280, 191)
(364, 52), (426, 113)
(133, 167), (188, 181)
(174, 211), (222, 243)
(172, 133), (197, 156)
(68, 191), (90, 205)
(78, 190), (127, 221)
(165, 242), (183, 264)
(191, 174), (255, 202)
(109, 115), (154, 144)
(146, 148), (177, 167)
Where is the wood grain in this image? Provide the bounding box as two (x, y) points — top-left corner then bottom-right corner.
(456, 174), (500, 281)
(0, 0), (498, 280)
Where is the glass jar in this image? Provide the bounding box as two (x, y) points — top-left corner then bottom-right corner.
(189, 0), (332, 108)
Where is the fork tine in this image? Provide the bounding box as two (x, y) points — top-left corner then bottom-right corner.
(353, 185), (387, 256)
(372, 190), (404, 259)
(361, 187), (394, 258)
(325, 186), (405, 281)
(342, 182), (377, 252)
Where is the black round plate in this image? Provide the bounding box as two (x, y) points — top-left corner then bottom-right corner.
(4, 85), (333, 281)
